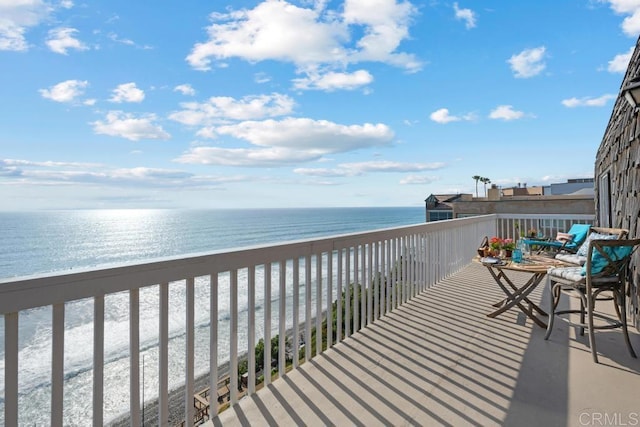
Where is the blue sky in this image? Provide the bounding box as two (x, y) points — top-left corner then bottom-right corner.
(0, 0), (637, 210)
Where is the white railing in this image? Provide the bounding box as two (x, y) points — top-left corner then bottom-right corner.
(495, 213), (595, 239)
(0, 213), (593, 426)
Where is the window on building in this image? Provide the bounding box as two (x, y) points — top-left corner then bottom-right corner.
(428, 211), (453, 222)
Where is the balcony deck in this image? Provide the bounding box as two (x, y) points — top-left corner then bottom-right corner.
(209, 262), (640, 427)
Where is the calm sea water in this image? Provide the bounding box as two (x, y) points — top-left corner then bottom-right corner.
(0, 207), (423, 425)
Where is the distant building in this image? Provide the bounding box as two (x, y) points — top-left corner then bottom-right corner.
(543, 178), (594, 196)
(424, 193), (472, 222)
(424, 179), (595, 222)
(501, 183), (543, 197)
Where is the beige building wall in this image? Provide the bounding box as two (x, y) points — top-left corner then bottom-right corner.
(451, 195), (595, 217)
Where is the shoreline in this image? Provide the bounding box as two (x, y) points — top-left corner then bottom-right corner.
(108, 359), (232, 427)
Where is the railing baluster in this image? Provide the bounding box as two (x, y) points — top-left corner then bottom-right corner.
(391, 238), (396, 309)
(353, 245), (359, 333)
(185, 277), (195, 425)
(51, 303), (64, 427)
(128, 290), (140, 427)
(264, 263), (271, 386)
(367, 243), (373, 325)
(316, 253), (322, 355)
(210, 273), (219, 410)
(4, 312), (18, 427)
(247, 267), (256, 393)
(388, 239), (393, 307)
(304, 255), (311, 361)
(159, 282), (169, 426)
(278, 260), (286, 376)
(336, 248), (343, 343)
(292, 258), (300, 368)
(230, 271), (238, 405)
(93, 295), (104, 427)
(345, 249), (351, 338)
(374, 241), (379, 320)
(361, 244), (366, 329)
(326, 251), (333, 349)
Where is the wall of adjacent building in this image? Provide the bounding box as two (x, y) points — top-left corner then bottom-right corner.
(451, 195), (595, 216)
(595, 36), (640, 329)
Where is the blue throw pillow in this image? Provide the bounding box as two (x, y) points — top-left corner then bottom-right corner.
(576, 232), (617, 257)
(581, 245), (634, 276)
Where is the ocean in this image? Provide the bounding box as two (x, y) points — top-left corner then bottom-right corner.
(0, 207), (424, 425)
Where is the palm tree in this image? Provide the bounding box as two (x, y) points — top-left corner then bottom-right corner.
(472, 175), (481, 197)
(480, 177), (491, 197)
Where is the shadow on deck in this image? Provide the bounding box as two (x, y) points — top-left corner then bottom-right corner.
(207, 263), (640, 426)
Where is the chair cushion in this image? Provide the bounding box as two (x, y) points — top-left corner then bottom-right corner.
(581, 245), (634, 276)
(556, 232), (574, 242)
(576, 232), (617, 257)
(548, 266), (584, 282)
(555, 253), (587, 265)
(566, 224), (591, 245)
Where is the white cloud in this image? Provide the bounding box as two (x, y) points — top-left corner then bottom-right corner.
(109, 83), (145, 103)
(342, 0), (421, 71)
(399, 174), (439, 185)
(186, 0), (421, 74)
(39, 79), (88, 103)
(292, 69), (373, 91)
(175, 118), (394, 167)
(453, 2), (476, 29)
(254, 72), (271, 84)
(214, 118), (393, 151)
(295, 161), (445, 177)
(174, 84), (196, 96)
(92, 111), (170, 141)
(488, 105), (525, 121)
(169, 93), (295, 126)
(601, 0), (640, 36)
(430, 108), (460, 124)
(0, 158), (245, 188)
(507, 46), (546, 78)
(608, 46), (634, 72)
(46, 27), (88, 54)
(561, 94), (616, 107)
(0, 0), (52, 51)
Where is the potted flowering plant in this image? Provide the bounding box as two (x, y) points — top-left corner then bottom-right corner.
(502, 238), (516, 251)
(502, 238), (515, 257)
(489, 237), (502, 255)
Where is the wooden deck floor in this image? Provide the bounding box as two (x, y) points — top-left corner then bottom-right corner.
(207, 263), (640, 427)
